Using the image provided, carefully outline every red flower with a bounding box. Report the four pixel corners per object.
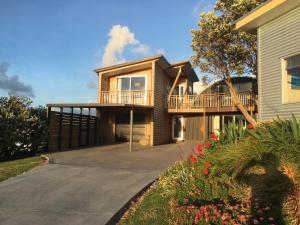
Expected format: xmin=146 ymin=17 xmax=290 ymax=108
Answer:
xmin=248 ymin=123 xmax=254 ymax=129
xmin=210 ymin=133 xmax=219 ymax=140
xmin=205 ymin=142 xmax=212 ymax=148
xmin=190 ymin=154 xmax=197 ymax=166
xmin=205 ymin=161 xmax=211 ymax=168
xmin=197 ymin=144 xmax=204 ymax=152
xmin=203 ymin=168 xmax=209 ymax=175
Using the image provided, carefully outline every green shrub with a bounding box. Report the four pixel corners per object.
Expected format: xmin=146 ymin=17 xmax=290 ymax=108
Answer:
xmin=0 ymin=96 xmax=47 ymax=161
xmin=219 ymin=121 xmax=249 ymax=145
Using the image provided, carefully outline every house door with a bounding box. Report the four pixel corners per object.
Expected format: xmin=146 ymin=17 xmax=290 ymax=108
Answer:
xmin=172 ymin=116 xmax=184 ymax=140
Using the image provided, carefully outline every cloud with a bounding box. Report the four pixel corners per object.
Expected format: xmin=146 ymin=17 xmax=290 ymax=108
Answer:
xmin=193 ymin=0 xmax=215 ymax=16
xmin=101 ymin=25 xmax=165 ymax=67
xmin=87 ymin=81 xmax=97 ymax=89
xmin=131 ymin=44 xmax=150 ymax=55
xmin=0 ymin=62 xmax=35 ymax=97
xmin=101 ymin=25 xmax=138 ymax=67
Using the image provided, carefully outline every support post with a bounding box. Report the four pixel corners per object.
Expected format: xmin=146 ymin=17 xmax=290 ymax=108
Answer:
xmin=94 ymin=109 xmax=98 ymax=145
xmin=58 ymin=107 xmax=63 ymax=150
xmin=46 ymin=106 xmax=51 ymax=151
xmin=86 ymin=108 xmax=91 ymax=146
xmin=78 ymin=107 xmax=83 ymax=146
xmin=129 ymin=108 xmax=133 ymax=152
xmin=168 ymin=67 xmax=182 ymax=102
xmin=69 ymin=107 xmax=73 ymax=149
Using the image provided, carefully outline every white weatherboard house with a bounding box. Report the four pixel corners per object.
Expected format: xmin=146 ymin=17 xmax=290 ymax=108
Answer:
xmin=236 ymin=0 xmax=300 ymax=121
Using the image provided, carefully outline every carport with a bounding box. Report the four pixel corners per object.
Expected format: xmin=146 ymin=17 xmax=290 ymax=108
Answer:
xmin=46 ymin=103 xmax=153 ymax=152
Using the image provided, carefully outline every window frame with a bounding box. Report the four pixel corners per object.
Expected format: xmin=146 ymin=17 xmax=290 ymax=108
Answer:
xmin=281 ymin=53 xmax=300 ymax=104
xmin=116 ymin=75 xmax=147 ymax=92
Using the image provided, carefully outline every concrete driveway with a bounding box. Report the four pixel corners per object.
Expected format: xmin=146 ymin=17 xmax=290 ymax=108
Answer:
xmin=0 ymin=142 xmax=193 ymax=225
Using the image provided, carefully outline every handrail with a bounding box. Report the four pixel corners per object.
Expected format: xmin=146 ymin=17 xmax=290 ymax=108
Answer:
xmin=167 ymin=92 xmax=257 ymax=111
xmin=99 ymin=90 xmax=152 ymax=106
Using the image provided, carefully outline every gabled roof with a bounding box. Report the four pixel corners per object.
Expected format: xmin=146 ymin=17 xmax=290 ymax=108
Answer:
xmin=94 ymin=54 xmax=164 ymax=73
xmin=235 ymin=0 xmax=300 ymax=33
xmin=94 ymin=55 xmax=199 ymax=82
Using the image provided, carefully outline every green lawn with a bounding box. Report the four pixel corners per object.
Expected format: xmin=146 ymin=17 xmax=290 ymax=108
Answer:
xmin=118 ymin=185 xmax=170 ymax=225
xmin=0 ymin=157 xmax=43 ymax=182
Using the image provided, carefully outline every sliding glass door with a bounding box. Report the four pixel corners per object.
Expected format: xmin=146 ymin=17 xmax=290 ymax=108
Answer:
xmin=117 ymin=76 xmax=146 ymax=104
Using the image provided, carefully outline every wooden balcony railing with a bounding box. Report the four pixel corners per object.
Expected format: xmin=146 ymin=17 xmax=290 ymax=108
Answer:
xmin=167 ymin=92 xmax=257 ymax=113
xmin=99 ymin=90 xmax=152 ymax=106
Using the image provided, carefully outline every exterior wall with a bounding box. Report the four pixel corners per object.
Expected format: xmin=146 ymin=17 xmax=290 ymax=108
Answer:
xmin=258 ymin=6 xmax=300 ymax=121
xmin=152 ymin=61 xmax=172 ymax=145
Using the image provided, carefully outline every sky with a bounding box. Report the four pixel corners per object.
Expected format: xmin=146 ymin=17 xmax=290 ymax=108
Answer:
xmin=0 ymin=0 xmax=215 ymax=106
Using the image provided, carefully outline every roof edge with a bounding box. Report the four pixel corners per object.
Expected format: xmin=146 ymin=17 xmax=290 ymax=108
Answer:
xmin=94 ymin=54 xmax=164 ymax=73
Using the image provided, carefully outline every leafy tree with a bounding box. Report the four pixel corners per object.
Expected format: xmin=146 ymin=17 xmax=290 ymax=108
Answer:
xmin=0 ymin=96 xmax=47 ymax=161
xmin=191 ymin=0 xmax=267 ymax=125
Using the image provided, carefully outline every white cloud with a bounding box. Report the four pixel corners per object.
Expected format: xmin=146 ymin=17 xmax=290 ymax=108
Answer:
xmin=101 ymin=25 xmax=165 ymax=67
xmin=131 ymin=44 xmax=150 ymax=55
xmin=101 ymin=25 xmax=138 ymax=67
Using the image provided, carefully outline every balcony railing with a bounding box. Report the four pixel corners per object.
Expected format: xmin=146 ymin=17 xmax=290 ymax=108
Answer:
xmin=99 ymin=90 xmax=152 ymax=106
xmin=167 ymin=92 xmax=257 ymax=113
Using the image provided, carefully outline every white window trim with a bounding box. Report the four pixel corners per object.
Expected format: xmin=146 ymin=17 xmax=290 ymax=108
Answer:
xmin=116 ymin=75 xmax=147 ymax=91
xmin=281 ymin=53 xmax=300 ymax=105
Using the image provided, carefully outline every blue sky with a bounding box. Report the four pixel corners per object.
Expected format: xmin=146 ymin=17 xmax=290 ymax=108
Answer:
xmin=0 ymin=0 xmax=215 ymax=106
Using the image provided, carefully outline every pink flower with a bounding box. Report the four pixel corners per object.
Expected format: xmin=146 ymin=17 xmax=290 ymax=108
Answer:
xmin=268 ymin=217 xmax=274 ymax=221
xmin=253 ymin=219 xmax=260 ymax=224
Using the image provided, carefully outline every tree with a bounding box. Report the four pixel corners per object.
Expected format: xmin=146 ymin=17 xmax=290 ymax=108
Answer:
xmin=0 ymin=96 xmax=47 ymax=161
xmin=191 ymin=0 xmax=267 ymax=125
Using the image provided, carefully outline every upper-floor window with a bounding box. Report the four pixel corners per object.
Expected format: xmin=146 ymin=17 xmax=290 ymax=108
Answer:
xmin=117 ymin=75 xmax=146 ymax=91
xmin=283 ymin=54 xmax=300 ymax=103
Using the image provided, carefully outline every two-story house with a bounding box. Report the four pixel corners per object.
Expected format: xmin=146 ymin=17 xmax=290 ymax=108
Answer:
xmin=47 ymin=55 xmax=257 ymax=151
xmin=236 ymin=0 xmax=300 ymax=121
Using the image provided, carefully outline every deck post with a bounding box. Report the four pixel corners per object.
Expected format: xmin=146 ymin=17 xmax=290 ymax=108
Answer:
xmin=94 ymin=108 xmax=98 ymax=145
xmin=69 ymin=107 xmax=73 ymax=149
xmin=78 ymin=107 xmax=83 ymax=146
xmin=58 ymin=107 xmax=63 ymax=150
xmin=86 ymin=108 xmax=91 ymax=146
xmin=46 ymin=106 xmax=51 ymax=151
xmin=129 ymin=108 xmax=133 ymax=152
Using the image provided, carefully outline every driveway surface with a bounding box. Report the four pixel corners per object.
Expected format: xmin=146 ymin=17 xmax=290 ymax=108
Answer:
xmin=0 ymin=142 xmax=193 ymax=225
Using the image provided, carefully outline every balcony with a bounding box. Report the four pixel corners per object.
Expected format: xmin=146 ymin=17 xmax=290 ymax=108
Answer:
xmin=99 ymin=90 xmax=152 ymax=106
xmin=167 ymin=92 xmax=257 ymax=113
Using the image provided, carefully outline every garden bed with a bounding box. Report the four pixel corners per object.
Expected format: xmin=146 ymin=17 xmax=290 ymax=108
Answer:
xmin=119 ymin=117 xmax=300 ymax=225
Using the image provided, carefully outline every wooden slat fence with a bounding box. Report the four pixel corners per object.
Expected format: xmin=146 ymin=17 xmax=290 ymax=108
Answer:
xmin=48 ymin=111 xmax=99 ymax=151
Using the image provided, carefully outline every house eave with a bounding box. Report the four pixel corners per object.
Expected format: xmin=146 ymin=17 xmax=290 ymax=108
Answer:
xmin=235 ymin=0 xmax=300 ymax=33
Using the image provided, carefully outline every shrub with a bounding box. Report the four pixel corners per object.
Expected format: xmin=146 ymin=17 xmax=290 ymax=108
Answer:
xmin=0 ymin=96 xmax=47 ymax=161
xmin=219 ymin=121 xmax=249 ymax=145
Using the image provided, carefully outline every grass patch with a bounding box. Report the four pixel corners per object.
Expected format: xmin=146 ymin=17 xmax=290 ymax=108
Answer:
xmin=118 ymin=185 xmax=170 ymax=225
xmin=0 ymin=156 xmax=43 ymax=182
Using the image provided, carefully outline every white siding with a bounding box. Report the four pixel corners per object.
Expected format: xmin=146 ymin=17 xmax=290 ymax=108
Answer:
xmin=258 ymin=6 xmax=300 ymax=121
